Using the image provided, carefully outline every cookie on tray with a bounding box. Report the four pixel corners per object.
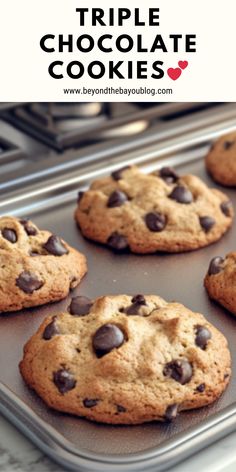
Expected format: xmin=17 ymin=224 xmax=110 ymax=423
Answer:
xmin=20 ymin=294 xmax=231 ymax=424
xmin=205 ymin=252 xmax=236 ymax=315
xmin=0 ymin=216 xmax=87 ymax=312
xmin=75 ymin=165 xmax=233 ymax=254
xmin=206 ymin=131 xmax=236 ymax=186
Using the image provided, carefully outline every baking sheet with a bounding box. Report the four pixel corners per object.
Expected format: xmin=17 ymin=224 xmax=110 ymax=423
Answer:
xmin=0 ymin=150 xmax=236 ymax=469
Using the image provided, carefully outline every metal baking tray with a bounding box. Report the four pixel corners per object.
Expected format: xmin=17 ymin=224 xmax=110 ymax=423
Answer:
xmin=0 ymin=123 xmax=236 ymax=472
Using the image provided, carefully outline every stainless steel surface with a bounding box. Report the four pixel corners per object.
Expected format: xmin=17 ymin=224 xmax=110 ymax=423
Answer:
xmin=2 ymin=108 xmax=236 ymax=216
xmin=2 ymin=102 xmax=211 ymax=150
xmin=1 ymin=102 xmax=236 ymax=195
xmin=0 ymin=131 xmax=236 ymax=470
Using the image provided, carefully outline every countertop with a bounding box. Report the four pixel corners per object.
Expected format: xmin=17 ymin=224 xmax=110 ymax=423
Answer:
xmin=0 ymin=414 xmax=235 ymax=472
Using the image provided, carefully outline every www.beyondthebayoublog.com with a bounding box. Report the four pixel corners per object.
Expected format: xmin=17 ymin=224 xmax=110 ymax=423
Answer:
xmin=63 ymin=86 xmax=173 ymax=97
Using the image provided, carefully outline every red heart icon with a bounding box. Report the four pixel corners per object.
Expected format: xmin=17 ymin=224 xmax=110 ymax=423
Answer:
xmin=178 ymin=60 xmax=188 ymax=70
xmin=167 ymin=67 xmax=182 ymax=81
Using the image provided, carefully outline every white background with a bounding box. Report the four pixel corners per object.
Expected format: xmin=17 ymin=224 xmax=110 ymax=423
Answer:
xmin=0 ymin=0 xmax=235 ymax=101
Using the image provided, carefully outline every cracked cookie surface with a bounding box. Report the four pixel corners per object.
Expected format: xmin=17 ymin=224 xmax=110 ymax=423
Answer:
xmin=205 ymin=252 xmax=236 ymax=315
xmin=206 ymin=132 xmax=236 ymax=186
xmin=20 ymin=294 xmax=231 ymax=424
xmin=0 ymin=216 xmax=87 ymax=312
xmin=75 ymin=166 xmax=233 ymax=253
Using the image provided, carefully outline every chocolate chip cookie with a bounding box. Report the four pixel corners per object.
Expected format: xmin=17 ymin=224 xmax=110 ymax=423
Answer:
xmin=206 ymin=132 xmax=236 ymax=186
xmin=20 ymin=294 xmax=231 ymax=424
xmin=205 ymin=252 xmax=236 ymax=315
xmin=75 ymin=166 xmax=233 ymax=253
xmin=0 ymin=216 xmax=87 ymax=312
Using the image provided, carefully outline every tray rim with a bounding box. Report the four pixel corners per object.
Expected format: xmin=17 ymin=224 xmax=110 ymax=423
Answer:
xmin=1 ymin=132 xmax=236 ymax=471
xmin=0 ymin=382 xmax=236 ymax=472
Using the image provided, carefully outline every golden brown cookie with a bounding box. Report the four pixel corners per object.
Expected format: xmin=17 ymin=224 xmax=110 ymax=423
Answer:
xmin=205 ymin=252 xmax=236 ymax=315
xmin=20 ymin=294 xmax=231 ymax=424
xmin=206 ymin=132 xmax=236 ymax=186
xmin=0 ymin=216 xmax=87 ymax=312
xmin=75 ymin=166 xmax=233 ymax=254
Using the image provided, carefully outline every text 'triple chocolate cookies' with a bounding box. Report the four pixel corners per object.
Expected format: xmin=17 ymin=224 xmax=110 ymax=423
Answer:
xmin=20 ymin=294 xmax=231 ymax=424
xmin=75 ymin=165 xmax=233 ymax=254
xmin=206 ymin=131 xmax=236 ymax=186
xmin=0 ymin=216 xmax=87 ymax=312
xmin=205 ymin=252 xmax=236 ymax=315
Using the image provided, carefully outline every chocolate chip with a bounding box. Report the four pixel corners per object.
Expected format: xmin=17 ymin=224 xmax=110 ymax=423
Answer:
xmin=43 ymin=317 xmax=59 ymax=340
xmin=224 ymin=373 xmax=230 ymax=380
xmin=131 ymin=294 xmax=146 ymax=304
xmin=116 ymin=404 xmax=126 ymax=413
xmin=145 ymin=212 xmax=166 ymax=232
xmin=107 ymin=190 xmax=128 ymax=208
xmin=16 ymin=271 xmax=43 ymax=294
xmin=123 ymin=305 xmax=140 ymax=315
xmin=107 ymin=232 xmax=129 ymax=251
xmin=159 ymin=167 xmax=179 ymax=184
xmin=195 ymin=326 xmax=212 ymax=350
xmin=53 ymin=369 xmax=76 ymax=394
xmin=169 ymin=186 xmax=193 ymax=204
xmin=111 ymin=166 xmax=130 ymax=181
xmin=164 ymin=404 xmax=178 ymax=422
xmin=77 ymin=191 xmax=84 ymax=203
xmin=43 ymin=235 xmax=69 ymax=256
xmin=69 ymin=296 xmax=93 ymax=316
xmin=196 ymin=383 xmax=205 ymax=393
xmin=83 ymin=398 xmax=99 ymax=408
xmin=2 ymin=228 xmax=17 ymax=243
xmin=123 ymin=294 xmax=146 ymax=315
xmin=163 ymin=359 xmax=193 ymax=385
xmin=208 ymin=256 xmax=224 ymax=275
xmin=199 ymin=216 xmax=215 ymax=233
xmin=220 ymin=201 xmax=232 ymax=217
xmin=224 ymin=141 xmax=234 ymax=150
xmin=93 ymin=323 xmax=125 ymax=358
xmin=29 ymin=251 xmax=40 ymax=257
xmin=20 ymin=220 xmax=37 ymax=236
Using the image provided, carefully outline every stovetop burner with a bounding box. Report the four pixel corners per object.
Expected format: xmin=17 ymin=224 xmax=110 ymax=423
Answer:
xmin=0 ymin=101 xmax=231 ymax=197
xmin=3 ymin=102 xmax=158 ymax=151
xmin=10 ymin=102 xmax=109 ymax=140
xmin=23 ymin=102 xmax=107 ymax=129
xmin=44 ymin=102 xmax=105 ymax=119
